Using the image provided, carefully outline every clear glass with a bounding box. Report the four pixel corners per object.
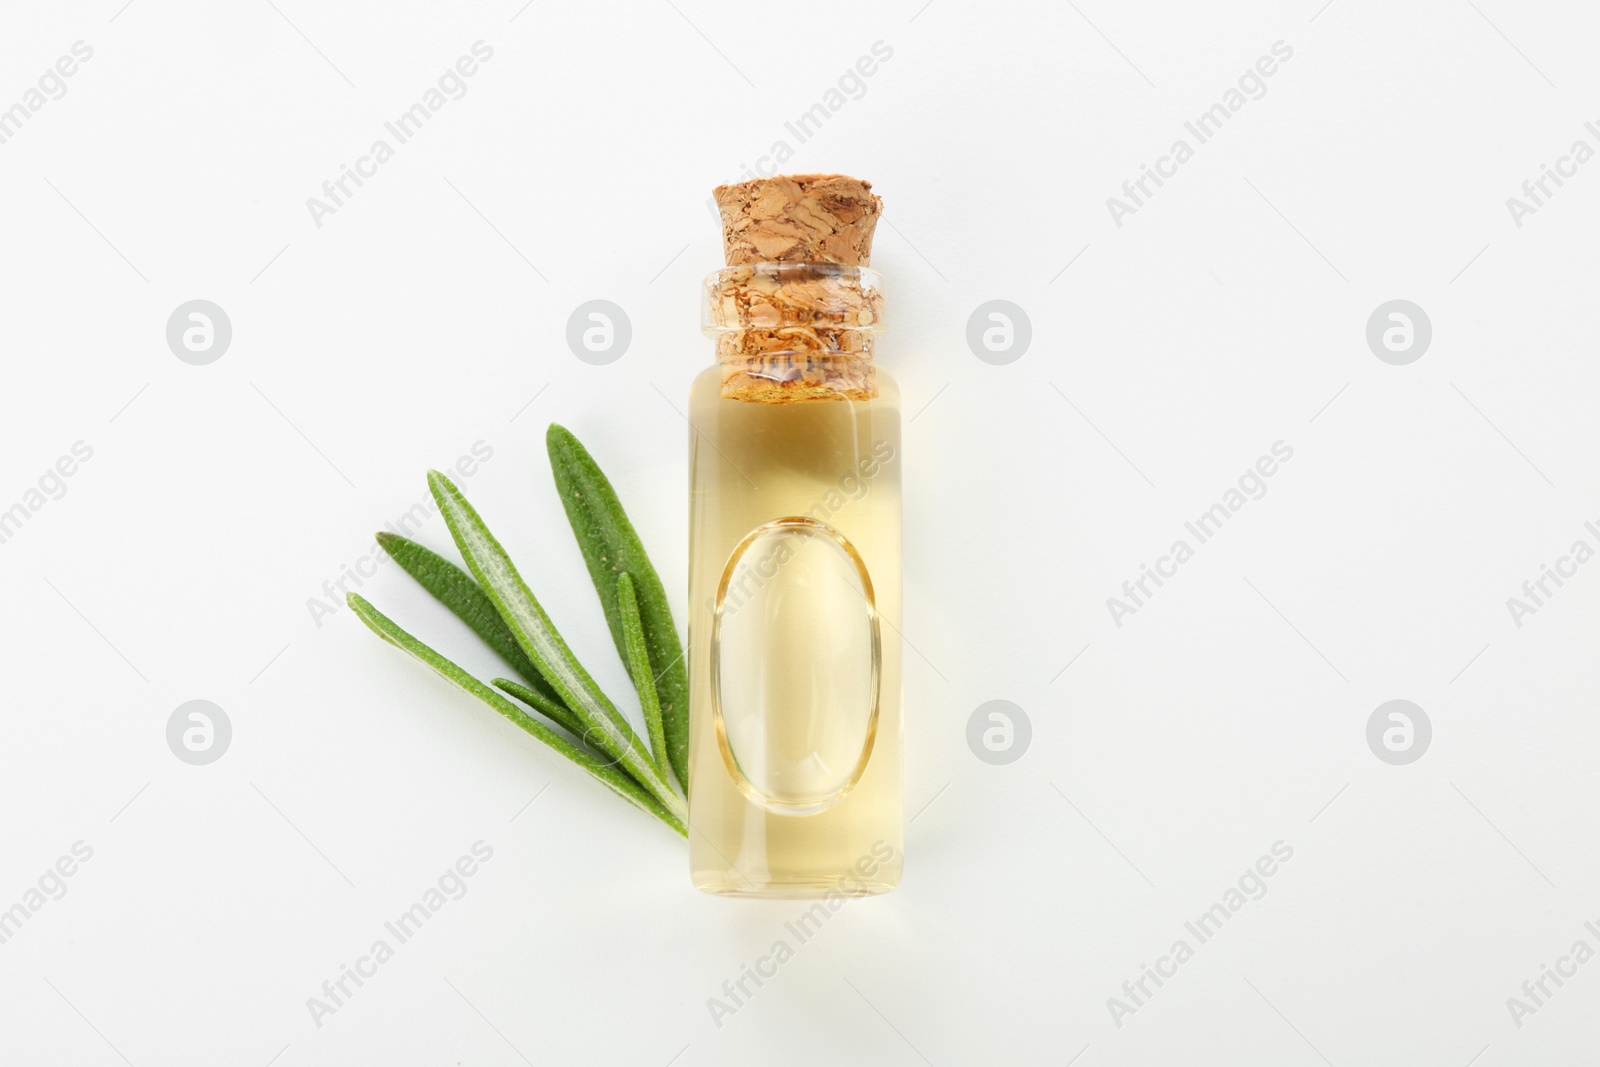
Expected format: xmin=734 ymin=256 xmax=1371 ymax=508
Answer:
xmin=687 ymin=268 xmax=903 ymax=897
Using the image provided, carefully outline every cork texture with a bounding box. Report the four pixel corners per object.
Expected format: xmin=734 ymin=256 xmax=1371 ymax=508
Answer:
xmin=713 ymin=173 xmax=883 ymax=267
xmin=711 ymin=174 xmax=883 ymax=403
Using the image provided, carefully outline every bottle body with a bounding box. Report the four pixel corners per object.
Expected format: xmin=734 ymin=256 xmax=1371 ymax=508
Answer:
xmin=687 ymin=356 xmax=903 ymax=897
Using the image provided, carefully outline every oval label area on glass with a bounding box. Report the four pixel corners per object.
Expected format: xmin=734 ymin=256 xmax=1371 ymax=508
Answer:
xmin=711 ymin=517 xmax=881 ymax=816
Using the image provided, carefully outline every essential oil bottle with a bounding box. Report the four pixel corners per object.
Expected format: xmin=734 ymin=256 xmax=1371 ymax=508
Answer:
xmin=687 ymin=174 xmax=903 ymax=897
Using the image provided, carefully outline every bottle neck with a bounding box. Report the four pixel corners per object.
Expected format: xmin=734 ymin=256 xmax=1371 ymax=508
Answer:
xmin=702 ymin=263 xmax=885 ymax=403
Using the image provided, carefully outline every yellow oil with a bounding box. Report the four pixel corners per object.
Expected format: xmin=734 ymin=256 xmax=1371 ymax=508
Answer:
xmin=687 ymin=361 xmax=903 ymax=896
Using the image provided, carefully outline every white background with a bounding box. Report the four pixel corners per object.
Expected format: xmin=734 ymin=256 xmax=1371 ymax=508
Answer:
xmin=1 ymin=0 xmax=1597 ymax=1063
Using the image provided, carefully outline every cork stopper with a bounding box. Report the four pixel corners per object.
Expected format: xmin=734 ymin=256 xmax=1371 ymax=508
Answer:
xmin=709 ymin=174 xmax=885 ymax=404
xmin=714 ymin=174 xmax=883 ymax=267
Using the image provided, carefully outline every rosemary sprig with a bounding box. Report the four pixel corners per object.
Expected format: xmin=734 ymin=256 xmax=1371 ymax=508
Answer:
xmin=427 ymin=470 xmax=684 ymax=822
xmin=350 ymin=426 xmax=689 ymax=833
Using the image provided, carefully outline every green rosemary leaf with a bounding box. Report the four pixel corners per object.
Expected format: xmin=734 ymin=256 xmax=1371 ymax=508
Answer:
xmin=375 ymin=531 xmax=568 ymax=712
xmin=617 ymin=573 xmax=669 ymax=779
xmin=347 ymin=593 xmax=684 ymax=835
xmin=497 ymin=676 xmax=668 ymax=800
xmin=546 ymin=424 xmax=690 ymax=790
xmin=426 ymin=470 xmax=684 ymax=822
xmin=492 ymin=677 xmax=585 ymax=737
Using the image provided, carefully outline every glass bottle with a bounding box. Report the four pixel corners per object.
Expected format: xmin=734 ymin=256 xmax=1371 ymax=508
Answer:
xmin=687 ymin=176 xmax=903 ymax=897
